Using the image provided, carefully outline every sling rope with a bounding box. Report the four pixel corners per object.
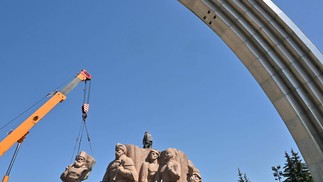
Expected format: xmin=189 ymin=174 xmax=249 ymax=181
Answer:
xmin=70 ymin=80 xmax=94 ymax=163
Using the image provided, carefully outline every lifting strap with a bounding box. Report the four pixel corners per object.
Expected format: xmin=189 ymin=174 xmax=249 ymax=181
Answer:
xmin=82 ymin=79 xmax=91 ymax=121
xmin=71 ymin=80 xmax=94 ymax=162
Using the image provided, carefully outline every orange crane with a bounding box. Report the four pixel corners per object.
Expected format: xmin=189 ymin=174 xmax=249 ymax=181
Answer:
xmin=0 ymin=69 xmax=92 ymax=182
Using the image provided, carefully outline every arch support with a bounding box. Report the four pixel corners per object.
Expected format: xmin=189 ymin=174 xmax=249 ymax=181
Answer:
xmin=178 ymin=0 xmax=323 ymax=180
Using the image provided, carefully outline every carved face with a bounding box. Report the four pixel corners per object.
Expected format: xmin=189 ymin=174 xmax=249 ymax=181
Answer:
xmin=115 ymin=148 xmax=124 ymax=158
xmin=189 ymin=174 xmax=202 ymax=182
xmin=150 ymin=151 xmax=159 ymax=160
xmin=74 ymin=156 xmax=86 ymax=168
xmin=164 ymin=149 xmax=174 ymax=161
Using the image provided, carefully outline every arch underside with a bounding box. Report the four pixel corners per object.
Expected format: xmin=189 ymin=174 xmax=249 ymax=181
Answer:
xmin=178 ymin=0 xmax=323 ymax=181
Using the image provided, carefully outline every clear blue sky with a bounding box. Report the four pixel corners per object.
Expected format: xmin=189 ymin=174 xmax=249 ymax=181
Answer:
xmin=0 ymin=0 xmax=322 ymax=181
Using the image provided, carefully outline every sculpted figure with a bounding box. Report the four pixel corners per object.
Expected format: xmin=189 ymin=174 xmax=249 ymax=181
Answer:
xmin=158 ymin=148 xmax=181 ymax=182
xmin=139 ymin=149 xmax=160 ymax=182
xmin=102 ymin=143 xmax=139 ymax=182
xmin=188 ymin=171 xmax=202 ymax=182
xmin=60 ymin=151 xmax=95 ymax=182
xmin=142 ymin=131 xmax=153 ymax=148
xmin=187 ymin=160 xmax=201 ymax=182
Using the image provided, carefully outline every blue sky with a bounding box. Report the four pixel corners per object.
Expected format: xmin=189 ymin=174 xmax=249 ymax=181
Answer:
xmin=0 ymin=0 xmax=322 ymax=181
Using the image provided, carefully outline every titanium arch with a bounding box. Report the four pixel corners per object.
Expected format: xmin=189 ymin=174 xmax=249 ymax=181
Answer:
xmin=178 ymin=0 xmax=323 ymax=181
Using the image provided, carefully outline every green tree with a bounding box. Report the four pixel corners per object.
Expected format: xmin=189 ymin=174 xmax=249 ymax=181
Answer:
xmin=282 ymin=149 xmax=313 ymax=182
xmin=237 ymin=168 xmax=251 ymax=182
xmin=272 ymin=165 xmax=283 ymax=182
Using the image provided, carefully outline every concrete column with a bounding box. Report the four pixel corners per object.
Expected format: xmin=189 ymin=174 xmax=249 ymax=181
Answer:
xmin=178 ymin=0 xmax=323 ymax=181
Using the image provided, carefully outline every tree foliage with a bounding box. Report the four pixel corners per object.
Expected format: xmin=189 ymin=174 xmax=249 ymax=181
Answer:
xmin=237 ymin=168 xmax=251 ymax=182
xmin=281 ymin=149 xmax=313 ymax=182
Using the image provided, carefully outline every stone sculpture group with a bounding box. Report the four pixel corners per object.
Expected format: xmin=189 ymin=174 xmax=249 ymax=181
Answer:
xmin=102 ymin=143 xmax=202 ymax=182
xmin=60 ymin=133 xmax=201 ymax=182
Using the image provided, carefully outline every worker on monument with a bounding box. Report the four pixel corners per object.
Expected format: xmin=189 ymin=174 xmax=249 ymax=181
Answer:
xmin=102 ymin=143 xmax=138 ymax=182
xmin=158 ymin=148 xmax=181 ymax=182
xmin=139 ymin=149 xmax=160 ymax=182
xmin=60 ymin=151 xmax=95 ymax=182
xmin=142 ymin=131 xmax=153 ymax=148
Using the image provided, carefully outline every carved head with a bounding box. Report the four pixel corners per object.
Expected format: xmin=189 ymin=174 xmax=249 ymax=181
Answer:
xmin=164 ymin=148 xmax=175 ymax=161
xmin=149 ymin=149 xmax=160 ymax=161
xmin=189 ymin=172 xmax=202 ymax=182
xmin=115 ymin=143 xmax=127 ymax=158
xmin=74 ymin=151 xmax=88 ymax=168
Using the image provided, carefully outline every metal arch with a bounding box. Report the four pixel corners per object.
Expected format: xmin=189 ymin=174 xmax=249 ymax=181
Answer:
xmin=178 ymin=0 xmax=323 ymax=181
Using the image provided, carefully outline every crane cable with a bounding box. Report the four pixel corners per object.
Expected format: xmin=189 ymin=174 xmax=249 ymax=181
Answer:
xmin=0 ymin=96 xmax=47 ymax=131
xmin=0 ymin=77 xmax=73 ymax=180
xmin=70 ymin=80 xmax=94 ymax=162
xmin=0 ymin=79 xmax=70 ymax=132
xmin=0 ymin=76 xmax=73 ymax=132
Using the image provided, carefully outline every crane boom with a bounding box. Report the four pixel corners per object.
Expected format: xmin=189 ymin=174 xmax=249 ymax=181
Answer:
xmin=0 ymin=70 xmax=92 ymax=157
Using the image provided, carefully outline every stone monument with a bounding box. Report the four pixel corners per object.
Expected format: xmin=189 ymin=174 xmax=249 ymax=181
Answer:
xmin=139 ymin=149 xmax=160 ymax=182
xmin=102 ymin=143 xmax=202 ymax=182
xmin=60 ymin=151 xmax=96 ymax=182
xmin=102 ymin=143 xmax=139 ymax=182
